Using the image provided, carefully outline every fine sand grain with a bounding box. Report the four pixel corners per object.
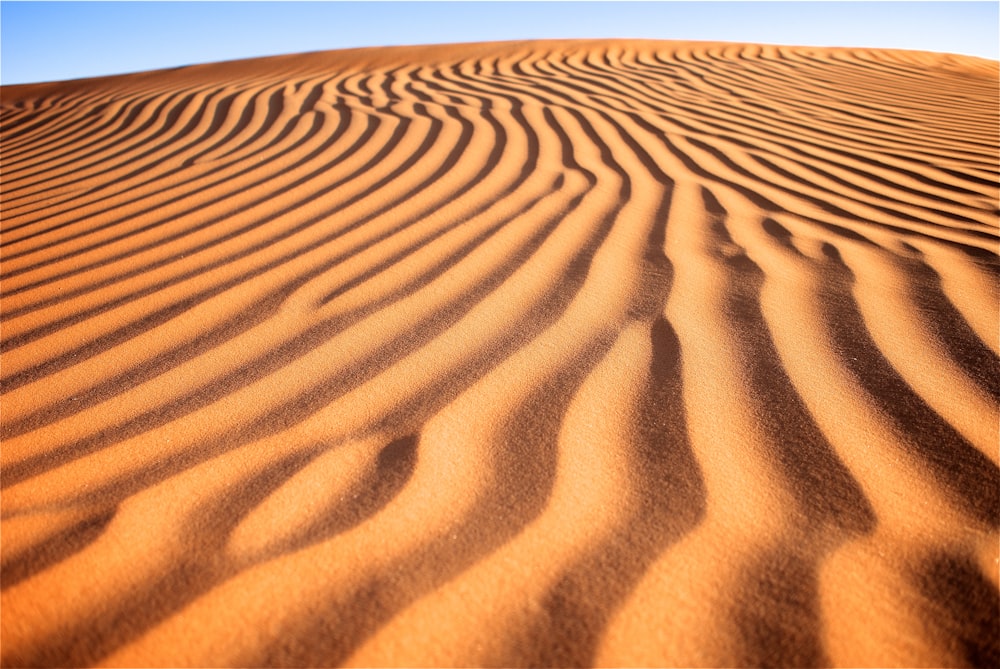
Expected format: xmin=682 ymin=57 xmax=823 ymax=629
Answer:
xmin=1 ymin=39 xmax=998 ymax=667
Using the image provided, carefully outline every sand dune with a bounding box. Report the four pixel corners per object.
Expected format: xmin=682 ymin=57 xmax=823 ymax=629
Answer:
xmin=1 ymin=39 xmax=998 ymax=667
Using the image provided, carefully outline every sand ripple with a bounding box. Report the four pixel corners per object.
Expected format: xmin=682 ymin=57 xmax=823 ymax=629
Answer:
xmin=1 ymin=40 xmax=998 ymax=667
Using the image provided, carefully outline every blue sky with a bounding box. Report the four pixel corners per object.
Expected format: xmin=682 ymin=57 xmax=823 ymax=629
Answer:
xmin=2 ymin=1 xmax=997 ymax=85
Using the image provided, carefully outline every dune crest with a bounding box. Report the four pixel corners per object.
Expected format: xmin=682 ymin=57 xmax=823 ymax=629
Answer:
xmin=1 ymin=39 xmax=998 ymax=667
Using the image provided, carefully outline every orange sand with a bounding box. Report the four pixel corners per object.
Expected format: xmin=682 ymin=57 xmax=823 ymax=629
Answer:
xmin=1 ymin=39 xmax=998 ymax=667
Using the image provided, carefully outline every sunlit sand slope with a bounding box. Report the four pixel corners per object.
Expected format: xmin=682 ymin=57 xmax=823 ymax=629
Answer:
xmin=1 ymin=39 xmax=998 ymax=667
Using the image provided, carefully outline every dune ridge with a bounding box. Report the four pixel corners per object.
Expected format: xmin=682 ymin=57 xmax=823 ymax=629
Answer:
xmin=1 ymin=39 xmax=998 ymax=667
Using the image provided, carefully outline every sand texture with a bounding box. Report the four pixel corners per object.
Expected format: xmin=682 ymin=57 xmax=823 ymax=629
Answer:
xmin=1 ymin=39 xmax=998 ymax=667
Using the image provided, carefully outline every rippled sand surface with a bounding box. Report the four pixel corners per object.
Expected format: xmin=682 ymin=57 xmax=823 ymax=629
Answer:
xmin=1 ymin=40 xmax=998 ymax=667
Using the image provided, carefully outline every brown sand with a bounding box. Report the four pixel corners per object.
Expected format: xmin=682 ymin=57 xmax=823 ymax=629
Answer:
xmin=1 ymin=39 xmax=998 ymax=667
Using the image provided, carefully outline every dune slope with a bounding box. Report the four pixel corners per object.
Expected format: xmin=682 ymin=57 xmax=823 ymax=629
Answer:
xmin=1 ymin=39 xmax=998 ymax=667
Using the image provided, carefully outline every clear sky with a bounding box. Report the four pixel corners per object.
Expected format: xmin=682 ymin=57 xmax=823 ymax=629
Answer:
xmin=2 ymin=1 xmax=997 ymax=85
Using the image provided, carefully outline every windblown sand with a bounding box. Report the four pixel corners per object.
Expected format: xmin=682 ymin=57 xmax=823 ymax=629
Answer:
xmin=1 ymin=39 xmax=998 ymax=667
